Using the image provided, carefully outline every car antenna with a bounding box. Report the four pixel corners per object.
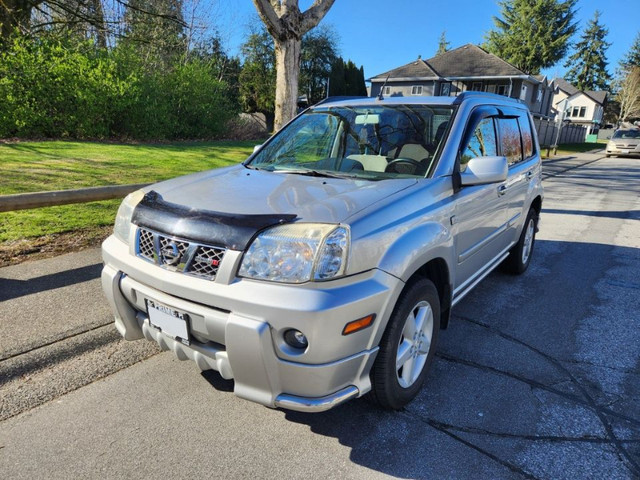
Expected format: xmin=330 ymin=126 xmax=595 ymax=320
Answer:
xmin=377 ymin=75 xmax=390 ymax=101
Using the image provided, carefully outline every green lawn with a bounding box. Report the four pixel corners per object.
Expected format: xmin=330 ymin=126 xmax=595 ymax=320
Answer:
xmin=0 ymin=140 xmax=261 ymax=242
xmin=543 ymin=140 xmax=607 ymax=158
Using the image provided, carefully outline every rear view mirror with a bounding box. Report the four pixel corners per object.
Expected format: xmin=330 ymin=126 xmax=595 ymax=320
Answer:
xmin=460 ymin=156 xmax=508 ymax=186
xmin=355 ymin=114 xmax=380 ymax=125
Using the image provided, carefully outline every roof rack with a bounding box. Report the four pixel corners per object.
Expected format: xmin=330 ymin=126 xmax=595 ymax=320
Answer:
xmin=452 ymin=91 xmax=524 ymax=105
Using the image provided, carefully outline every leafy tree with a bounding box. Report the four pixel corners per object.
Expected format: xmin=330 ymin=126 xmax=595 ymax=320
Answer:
xmin=300 ymin=24 xmax=338 ymax=104
xmin=564 ymin=11 xmax=612 ymax=91
xmin=484 ymin=0 xmax=578 ymax=74
xmin=251 ymin=0 xmax=336 ymax=131
xmin=436 ymin=30 xmax=450 ymax=55
xmin=122 ymin=0 xmax=187 ymax=70
xmin=620 ymin=32 xmax=640 ymax=73
xmin=239 ymin=25 xmax=276 ymax=131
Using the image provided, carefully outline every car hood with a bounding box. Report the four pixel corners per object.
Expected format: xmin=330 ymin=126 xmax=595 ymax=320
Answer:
xmin=144 ymin=165 xmax=417 ymax=224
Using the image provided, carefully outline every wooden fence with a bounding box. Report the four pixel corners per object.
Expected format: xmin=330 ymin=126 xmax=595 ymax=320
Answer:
xmin=533 ymin=118 xmax=588 ymax=146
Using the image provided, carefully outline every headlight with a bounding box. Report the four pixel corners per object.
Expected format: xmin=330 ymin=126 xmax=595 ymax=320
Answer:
xmin=113 ymin=190 xmax=145 ymax=244
xmin=238 ymin=223 xmax=349 ymax=283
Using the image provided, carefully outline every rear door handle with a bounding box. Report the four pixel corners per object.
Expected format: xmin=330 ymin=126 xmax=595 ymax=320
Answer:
xmin=498 ymin=185 xmax=507 ymax=196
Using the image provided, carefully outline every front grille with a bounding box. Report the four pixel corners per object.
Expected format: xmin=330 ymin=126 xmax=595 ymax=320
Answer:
xmin=135 ymin=227 xmax=226 ymax=280
xmin=138 ymin=229 xmax=155 ymax=260
xmin=190 ymin=246 xmax=226 ymax=278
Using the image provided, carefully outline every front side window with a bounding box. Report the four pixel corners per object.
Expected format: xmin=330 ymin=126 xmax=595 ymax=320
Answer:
xmin=249 ymin=105 xmax=455 ymax=179
xmin=498 ymin=118 xmax=523 ymax=165
xmin=460 ymin=118 xmax=498 ymax=171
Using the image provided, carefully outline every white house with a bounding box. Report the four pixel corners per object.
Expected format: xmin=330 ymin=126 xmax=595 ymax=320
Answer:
xmin=551 ymin=78 xmax=608 ymax=134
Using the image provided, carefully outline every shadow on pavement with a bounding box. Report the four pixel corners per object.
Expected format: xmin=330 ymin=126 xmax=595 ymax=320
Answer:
xmin=0 ymin=263 xmax=102 ymax=302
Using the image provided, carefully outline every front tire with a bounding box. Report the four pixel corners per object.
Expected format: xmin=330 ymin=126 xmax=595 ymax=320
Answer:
xmin=369 ymin=278 xmax=440 ymax=410
xmin=502 ymin=208 xmax=538 ymax=275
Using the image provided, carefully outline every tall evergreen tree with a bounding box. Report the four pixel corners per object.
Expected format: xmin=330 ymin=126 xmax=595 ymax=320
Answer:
xmin=436 ymin=31 xmax=450 ymax=55
xmin=620 ymin=32 xmax=640 ymax=73
xmin=484 ymin=0 xmax=578 ymax=74
xmin=564 ymin=11 xmax=612 ymax=91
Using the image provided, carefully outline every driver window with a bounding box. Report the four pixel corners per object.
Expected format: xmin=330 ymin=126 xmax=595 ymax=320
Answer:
xmin=460 ymin=118 xmax=497 ymax=172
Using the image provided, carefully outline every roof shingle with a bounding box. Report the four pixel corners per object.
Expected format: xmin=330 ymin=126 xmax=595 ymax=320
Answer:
xmin=426 ymin=44 xmax=524 ymax=77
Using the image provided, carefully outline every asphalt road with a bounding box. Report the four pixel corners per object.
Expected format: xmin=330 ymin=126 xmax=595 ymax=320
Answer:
xmin=1 ymin=151 xmax=639 ymax=479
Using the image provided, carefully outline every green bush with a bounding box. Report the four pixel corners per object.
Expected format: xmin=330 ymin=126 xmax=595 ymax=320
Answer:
xmin=0 ymin=34 xmax=238 ymax=140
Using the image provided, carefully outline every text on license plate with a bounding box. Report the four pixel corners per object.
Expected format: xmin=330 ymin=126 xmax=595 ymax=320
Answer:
xmin=146 ymin=299 xmax=190 ymax=345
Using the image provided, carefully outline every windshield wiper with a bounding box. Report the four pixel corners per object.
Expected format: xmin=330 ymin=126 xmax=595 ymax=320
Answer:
xmin=272 ymin=169 xmax=356 ymax=179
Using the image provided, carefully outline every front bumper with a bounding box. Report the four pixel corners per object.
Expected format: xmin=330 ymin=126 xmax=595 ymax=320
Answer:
xmin=101 ymin=235 xmax=404 ymax=412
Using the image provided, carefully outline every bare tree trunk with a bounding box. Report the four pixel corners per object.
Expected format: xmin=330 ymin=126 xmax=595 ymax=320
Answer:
xmin=274 ymin=37 xmax=301 ymax=131
xmin=252 ymin=0 xmax=336 ymax=131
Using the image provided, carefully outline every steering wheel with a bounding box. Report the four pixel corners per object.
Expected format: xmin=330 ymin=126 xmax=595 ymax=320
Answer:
xmin=385 ymin=158 xmax=423 ymax=174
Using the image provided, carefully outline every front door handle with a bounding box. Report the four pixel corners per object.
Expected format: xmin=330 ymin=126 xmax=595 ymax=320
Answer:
xmin=526 ymin=170 xmax=534 ymax=180
xmin=498 ymin=185 xmax=507 ymax=196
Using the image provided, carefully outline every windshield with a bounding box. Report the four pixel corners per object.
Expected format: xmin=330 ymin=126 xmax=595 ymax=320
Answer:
xmin=612 ymin=129 xmax=640 ymax=139
xmin=248 ymin=105 xmax=455 ymax=180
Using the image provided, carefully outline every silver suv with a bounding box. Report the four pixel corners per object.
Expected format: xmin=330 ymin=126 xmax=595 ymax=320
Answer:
xmin=102 ymin=92 xmax=543 ymax=412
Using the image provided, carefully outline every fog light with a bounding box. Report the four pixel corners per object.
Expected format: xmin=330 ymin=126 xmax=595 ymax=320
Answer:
xmin=284 ymin=329 xmax=308 ymax=349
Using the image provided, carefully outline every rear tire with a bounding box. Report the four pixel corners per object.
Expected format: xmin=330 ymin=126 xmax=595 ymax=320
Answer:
xmin=369 ymin=278 xmax=440 ymax=410
xmin=502 ymin=208 xmax=538 ymax=275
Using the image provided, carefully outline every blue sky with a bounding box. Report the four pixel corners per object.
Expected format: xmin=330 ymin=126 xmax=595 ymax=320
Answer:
xmin=221 ymin=0 xmax=640 ymax=83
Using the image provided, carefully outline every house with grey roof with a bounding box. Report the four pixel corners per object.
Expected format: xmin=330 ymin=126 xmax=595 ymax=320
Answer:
xmin=369 ymin=44 xmax=556 ymax=118
xmin=551 ymin=78 xmax=608 ymax=134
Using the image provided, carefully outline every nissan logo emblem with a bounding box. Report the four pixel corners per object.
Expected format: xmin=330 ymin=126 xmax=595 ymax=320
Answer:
xmin=161 ymin=242 xmax=181 ymax=266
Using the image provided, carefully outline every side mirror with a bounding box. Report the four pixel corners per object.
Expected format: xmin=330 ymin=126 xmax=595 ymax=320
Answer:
xmin=253 ymin=144 xmax=263 ymax=153
xmin=460 ymin=156 xmax=508 ymax=186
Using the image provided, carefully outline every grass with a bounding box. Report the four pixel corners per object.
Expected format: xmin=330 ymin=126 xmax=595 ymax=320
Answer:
xmin=542 ymin=140 xmax=607 ymax=158
xmin=0 ymin=140 xmax=261 ymax=243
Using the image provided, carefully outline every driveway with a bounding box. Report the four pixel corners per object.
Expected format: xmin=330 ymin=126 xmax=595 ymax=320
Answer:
xmin=1 ymin=152 xmax=638 ymax=479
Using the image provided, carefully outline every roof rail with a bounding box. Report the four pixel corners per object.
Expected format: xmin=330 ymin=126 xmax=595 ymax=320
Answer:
xmin=314 ymin=96 xmax=368 ymax=106
xmin=452 ymin=91 xmax=524 ymax=105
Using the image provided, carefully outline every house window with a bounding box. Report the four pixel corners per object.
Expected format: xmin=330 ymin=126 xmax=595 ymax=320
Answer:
xmin=496 ymin=85 xmax=508 ymax=96
xmin=579 ymin=107 xmax=586 ymax=118
xmin=384 ymin=86 xmax=391 ymax=95
xmin=572 ymin=106 xmax=580 ymax=117
xmin=536 ymin=89 xmax=543 ymax=103
xmin=471 ymin=82 xmax=483 ymax=92
xmin=411 ymin=85 xmax=423 ymax=95
xmin=486 ymin=85 xmax=496 ymax=94
xmin=520 ymin=85 xmax=528 ymax=100
xmin=440 ymin=82 xmax=451 ymax=96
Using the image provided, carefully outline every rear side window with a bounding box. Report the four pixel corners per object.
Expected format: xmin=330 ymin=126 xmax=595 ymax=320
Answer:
xmin=498 ymin=118 xmax=522 ymax=165
xmin=519 ymin=114 xmax=534 ymax=159
xmin=460 ymin=118 xmax=498 ymax=171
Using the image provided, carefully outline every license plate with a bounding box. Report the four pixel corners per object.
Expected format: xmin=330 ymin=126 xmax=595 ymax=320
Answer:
xmin=146 ymin=299 xmax=190 ymax=345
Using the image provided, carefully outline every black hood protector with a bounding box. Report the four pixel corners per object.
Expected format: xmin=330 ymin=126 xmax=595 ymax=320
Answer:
xmin=132 ymin=191 xmax=297 ymax=250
